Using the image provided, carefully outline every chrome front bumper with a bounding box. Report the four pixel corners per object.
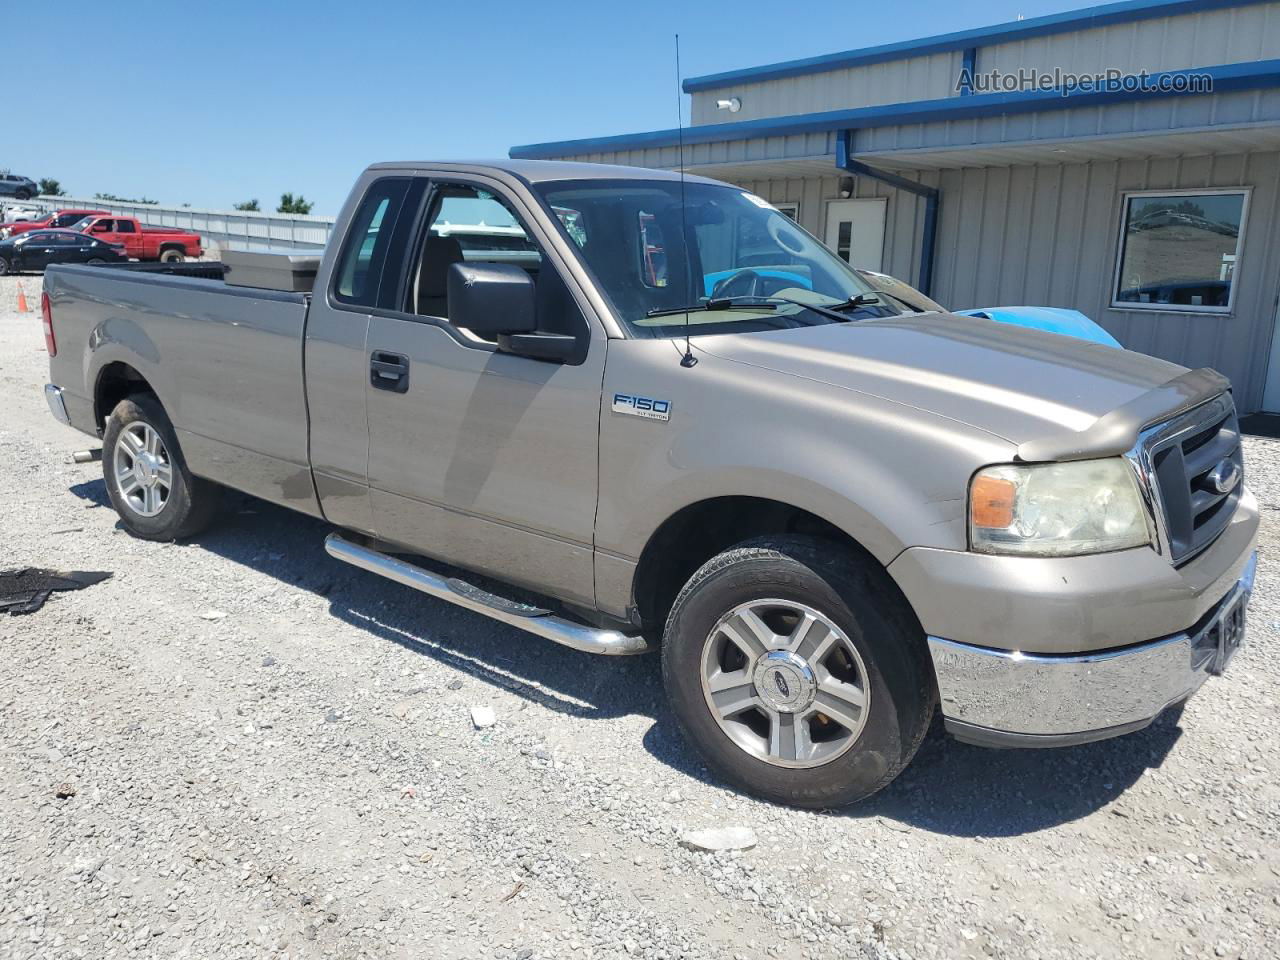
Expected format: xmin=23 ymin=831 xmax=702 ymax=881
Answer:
xmin=44 ymin=384 xmax=70 ymax=425
xmin=929 ymin=551 xmax=1257 ymax=748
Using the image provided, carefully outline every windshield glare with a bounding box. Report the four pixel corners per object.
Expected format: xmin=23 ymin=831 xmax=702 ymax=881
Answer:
xmin=534 ymin=180 xmax=911 ymax=338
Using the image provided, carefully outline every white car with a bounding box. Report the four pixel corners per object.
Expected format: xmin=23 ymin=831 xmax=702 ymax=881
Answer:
xmin=0 ymin=205 xmax=43 ymax=223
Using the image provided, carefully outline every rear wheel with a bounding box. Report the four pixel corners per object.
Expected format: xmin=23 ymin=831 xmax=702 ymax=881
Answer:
xmin=14 ymin=188 xmax=31 ymax=200
xmin=103 ymin=394 xmax=219 ymax=540
xmin=0 ymin=257 xmax=9 ymax=276
xmin=661 ymin=535 xmax=935 ymax=808
xmin=87 ymin=258 xmax=105 ymax=266
xmin=159 ymin=248 xmax=185 ymax=263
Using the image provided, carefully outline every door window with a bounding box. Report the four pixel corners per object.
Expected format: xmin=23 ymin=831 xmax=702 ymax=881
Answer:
xmin=333 ymin=179 xmax=413 ymax=308
xmin=407 ymin=182 xmax=586 ymax=346
xmin=115 ymin=220 xmax=136 ymax=233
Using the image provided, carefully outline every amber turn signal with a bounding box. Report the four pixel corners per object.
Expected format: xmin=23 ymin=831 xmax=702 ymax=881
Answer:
xmin=970 ymin=473 xmax=1016 ymax=528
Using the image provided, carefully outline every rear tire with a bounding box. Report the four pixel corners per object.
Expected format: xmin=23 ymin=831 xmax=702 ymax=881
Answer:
xmin=14 ymin=188 xmax=31 ymax=200
xmin=159 ymin=248 xmax=184 ymax=263
xmin=103 ymin=393 xmax=219 ymax=541
xmin=0 ymin=257 xmax=9 ymax=276
xmin=661 ymin=535 xmax=935 ymax=808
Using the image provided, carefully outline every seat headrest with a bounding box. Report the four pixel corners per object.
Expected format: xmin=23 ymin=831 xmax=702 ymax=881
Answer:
xmin=418 ymin=235 xmax=464 ymax=296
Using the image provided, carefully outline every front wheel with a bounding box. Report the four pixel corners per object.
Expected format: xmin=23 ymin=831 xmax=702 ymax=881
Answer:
xmin=103 ymin=394 xmax=220 ymax=540
xmin=0 ymin=257 xmax=9 ymax=276
xmin=661 ymin=535 xmax=935 ymax=808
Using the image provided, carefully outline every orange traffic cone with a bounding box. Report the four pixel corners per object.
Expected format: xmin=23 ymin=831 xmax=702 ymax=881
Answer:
xmin=15 ymin=282 xmax=30 ymax=313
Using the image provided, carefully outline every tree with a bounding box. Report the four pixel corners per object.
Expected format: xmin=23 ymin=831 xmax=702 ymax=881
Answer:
xmin=39 ymin=178 xmax=64 ymax=196
xmin=277 ymin=193 xmax=313 ymax=215
xmin=233 ymin=199 xmax=261 ymax=211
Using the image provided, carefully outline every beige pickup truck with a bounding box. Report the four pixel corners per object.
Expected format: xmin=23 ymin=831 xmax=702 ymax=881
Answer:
xmin=42 ymin=160 xmax=1257 ymax=807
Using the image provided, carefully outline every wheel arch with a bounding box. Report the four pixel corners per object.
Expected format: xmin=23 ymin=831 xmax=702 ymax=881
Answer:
xmin=631 ymin=495 xmax=896 ymax=637
xmin=94 ymin=361 xmax=158 ymax=430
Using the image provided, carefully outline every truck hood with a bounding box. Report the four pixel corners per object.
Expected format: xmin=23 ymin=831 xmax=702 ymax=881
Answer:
xmin=694 ymin=313 xmax=1206 ymax=451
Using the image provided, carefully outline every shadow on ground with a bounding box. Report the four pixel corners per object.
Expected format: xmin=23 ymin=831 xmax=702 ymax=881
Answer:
xmin=71 ymin=478 xmax=1185 ymax=837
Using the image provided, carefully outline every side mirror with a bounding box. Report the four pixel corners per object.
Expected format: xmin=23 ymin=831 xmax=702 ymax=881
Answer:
xmin=447 ymin=262 xmax=536 ymax=336
xmin=91 ymin=223 xmax=108 ymax=232
xmin=446 ymin=262 xmax=577 ymax=363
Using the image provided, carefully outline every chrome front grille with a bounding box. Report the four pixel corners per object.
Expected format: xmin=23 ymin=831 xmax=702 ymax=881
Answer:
xmin=1140 ymin=394 xmax=1243 ymax=565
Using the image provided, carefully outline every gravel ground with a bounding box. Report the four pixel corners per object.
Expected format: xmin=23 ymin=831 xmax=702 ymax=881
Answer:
xmin=1 ymin=271 xmax=1278 ymax=960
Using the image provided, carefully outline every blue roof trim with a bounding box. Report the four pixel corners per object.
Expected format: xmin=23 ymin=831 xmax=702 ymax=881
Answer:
xmin=510 ymin=59 xmax=1280 ymax=159
xmin=682 ymin=0 xmax=1271 ymax=92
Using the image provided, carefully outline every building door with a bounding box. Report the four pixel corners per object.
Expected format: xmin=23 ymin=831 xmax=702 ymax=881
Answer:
xmin=824 ymin=198 xmax=886 ymax=271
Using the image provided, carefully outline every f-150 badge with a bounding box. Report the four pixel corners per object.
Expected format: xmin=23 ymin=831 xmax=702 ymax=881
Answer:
xmin=612 ymin=393 xmax=671 ymax=422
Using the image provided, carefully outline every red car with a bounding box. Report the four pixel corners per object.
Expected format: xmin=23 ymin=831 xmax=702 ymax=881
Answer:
xmin=79 ymin=215 xmax=203 ymax=262
xmin=0 ymin=208 xmax=108 ymax=240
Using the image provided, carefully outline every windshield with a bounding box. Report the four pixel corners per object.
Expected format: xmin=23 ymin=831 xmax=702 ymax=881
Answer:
xmin=533 ymin=179 xmax=909 ymax=338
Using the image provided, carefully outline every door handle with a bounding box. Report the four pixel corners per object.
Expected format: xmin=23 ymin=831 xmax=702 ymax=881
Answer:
xmin=370 ymin=350 xmax=410 ymax=393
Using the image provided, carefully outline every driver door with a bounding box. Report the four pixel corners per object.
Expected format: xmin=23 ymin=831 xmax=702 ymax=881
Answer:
xmin=21 ymin=233 xmax=57 ymax=271
xmin=363 ymin=175 xmax=606 ymax=608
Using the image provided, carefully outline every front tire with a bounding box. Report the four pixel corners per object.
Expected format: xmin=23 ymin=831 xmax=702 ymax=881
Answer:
xmin=661 ymin=535 xmax=935 ymax=808
xmin=0 ymin=257 xmax=9 ymax=276
xmin=103 ymin=394 xmax=219 ymax=540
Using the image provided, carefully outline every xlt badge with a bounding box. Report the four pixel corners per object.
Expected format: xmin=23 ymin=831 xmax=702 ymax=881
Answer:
xmin=612 ymin=393 xmax=671 ymax=422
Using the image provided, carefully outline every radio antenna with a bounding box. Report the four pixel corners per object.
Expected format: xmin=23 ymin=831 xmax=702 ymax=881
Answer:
xmin=675 ymin=33 xmax=697 ymax=368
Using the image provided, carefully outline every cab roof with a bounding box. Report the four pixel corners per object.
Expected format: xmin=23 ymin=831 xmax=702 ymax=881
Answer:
xmin=366 ymin=159 xmax=728 ymax=187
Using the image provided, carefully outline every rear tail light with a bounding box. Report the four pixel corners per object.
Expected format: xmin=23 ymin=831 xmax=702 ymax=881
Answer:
xmin=41 ymin=292 xmax=56 ymax=357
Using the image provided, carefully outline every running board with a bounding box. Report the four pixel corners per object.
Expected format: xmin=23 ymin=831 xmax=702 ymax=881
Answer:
xmin=324 ymin=533 xmax=652 ymax=656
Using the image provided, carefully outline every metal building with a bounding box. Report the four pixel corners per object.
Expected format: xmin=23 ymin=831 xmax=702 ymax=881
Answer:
xmin=511 ymin=0 xmax=1280 ymax=412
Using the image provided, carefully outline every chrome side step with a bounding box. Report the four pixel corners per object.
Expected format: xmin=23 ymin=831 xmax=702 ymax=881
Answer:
xmin=324 ymin=533 xmax=652 ymax=656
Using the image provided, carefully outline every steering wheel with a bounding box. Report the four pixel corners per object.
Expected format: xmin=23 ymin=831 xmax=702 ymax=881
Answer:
xmin=710 ymin=268 xmax=766 ymax=300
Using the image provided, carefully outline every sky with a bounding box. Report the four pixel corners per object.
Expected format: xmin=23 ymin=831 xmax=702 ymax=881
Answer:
xmin=10 ymin=0 xmax=1095 ymax=215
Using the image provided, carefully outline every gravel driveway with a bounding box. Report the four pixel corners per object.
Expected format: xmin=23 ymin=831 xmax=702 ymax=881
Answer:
xmin=1 ymin=272 xmax=1277 ymax=960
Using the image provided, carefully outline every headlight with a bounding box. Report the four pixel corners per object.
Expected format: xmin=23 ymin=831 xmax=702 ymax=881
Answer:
xmin=969 ymin=458 xmax=1153 ymax=556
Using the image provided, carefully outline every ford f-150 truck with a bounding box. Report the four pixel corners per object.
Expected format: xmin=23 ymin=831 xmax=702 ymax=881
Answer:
xmin=41 ymin=161 xmax=1258 ymax=807
xmin=77 ymin=215 xmax=203 ymax=261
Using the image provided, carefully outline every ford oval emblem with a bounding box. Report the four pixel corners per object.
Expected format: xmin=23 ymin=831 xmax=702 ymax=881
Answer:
xmin=773 ymin=673 xmax=790 ymax=698
xmin=1205 ymin=458 xmax=1241 ymax=496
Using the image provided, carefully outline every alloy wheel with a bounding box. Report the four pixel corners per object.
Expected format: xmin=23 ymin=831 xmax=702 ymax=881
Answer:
xmin=113 ymin=421 xmax=173 ymax=518
xmin=700 ymin=598 xmax=871 ymax=768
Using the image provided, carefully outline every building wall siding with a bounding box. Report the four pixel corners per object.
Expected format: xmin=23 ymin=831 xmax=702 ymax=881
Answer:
xmin=691 ymin=51 xmax=964 ymax=125
xmin=734 ymin=151 xmax=1280 ymax=412
xmin=854 ymin=88 xmax=1280 ymax=155
xmin=979 ymin=2 xmax=1280 ymax=80
xmin=689 ymin=4 xmax=1280 ymax=129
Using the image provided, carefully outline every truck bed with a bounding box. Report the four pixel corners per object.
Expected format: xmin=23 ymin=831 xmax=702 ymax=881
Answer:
xmin=43 ymin=261 xmax=318 ymax=515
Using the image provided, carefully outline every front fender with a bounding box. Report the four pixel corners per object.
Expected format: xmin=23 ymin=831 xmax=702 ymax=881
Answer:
xmin=596 ymin=339 xmax=1015 ymax=568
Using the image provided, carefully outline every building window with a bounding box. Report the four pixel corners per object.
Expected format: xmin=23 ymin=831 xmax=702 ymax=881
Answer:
xmin=1112 ymin=189 xmax=1248 ymax=313
xmin=773 ymin=202 xmax=799 ymax=221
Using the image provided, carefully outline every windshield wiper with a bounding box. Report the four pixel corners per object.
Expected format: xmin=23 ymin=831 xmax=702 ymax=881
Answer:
xmin=829 ymin=291 xmax=927 ymax=315
xmin=645 ymin=297 xmax=778 ymax=319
